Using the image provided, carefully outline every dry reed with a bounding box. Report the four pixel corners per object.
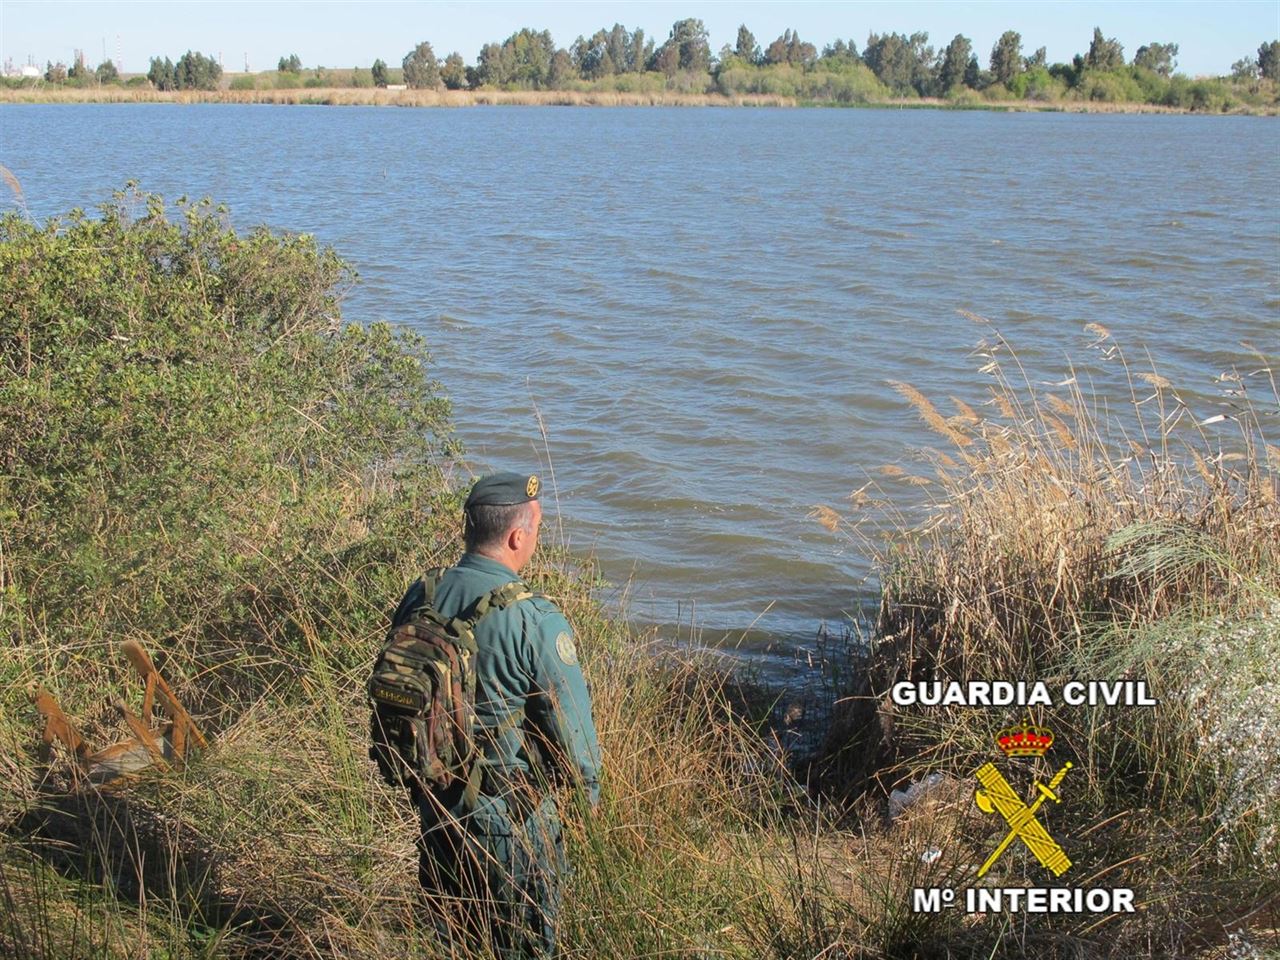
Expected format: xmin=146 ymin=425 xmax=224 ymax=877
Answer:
xmin=815 ymin=319 xmax=1279 ymax=956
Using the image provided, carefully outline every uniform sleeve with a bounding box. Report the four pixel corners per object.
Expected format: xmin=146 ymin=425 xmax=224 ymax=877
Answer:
xmin=524 ymin=602 xmax=602 ymax=807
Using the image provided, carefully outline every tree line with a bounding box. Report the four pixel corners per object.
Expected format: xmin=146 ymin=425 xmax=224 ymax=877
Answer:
xmin=25 ymin=20 xmax=1280 ymax=107
xmin=383 ymin=23 xmax=1279 ymax=96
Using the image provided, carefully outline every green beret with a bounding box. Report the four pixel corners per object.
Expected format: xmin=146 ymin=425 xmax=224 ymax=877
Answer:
xmin=465 ymin=472 xmax=541 ymax=508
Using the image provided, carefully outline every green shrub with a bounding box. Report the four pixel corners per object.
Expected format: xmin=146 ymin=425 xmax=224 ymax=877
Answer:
xmin=274 ymin=70 xmax=302 ymax=89
xmin=664 ymin=69 xmax=713 ymax=94
xmin=0 ymin=187 xmax=459 ymax=683
xmin=601 ymin=70 xmax=664 ymax=94
xmin=1164 ymin=76 xmax=1236 ymax=111
xmin=229 ymin=75 xmax=255 ymax=91
xmin=1076 ymin=68 xmax=1144 ymax=102
xmin=1009 ymin=65 xmax=1061 ymax=101
xmin=715 ymin=62 xmax=887 ymax=103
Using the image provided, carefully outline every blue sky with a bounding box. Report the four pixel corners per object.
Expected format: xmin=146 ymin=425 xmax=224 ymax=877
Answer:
xmin=2 ymin=1 xmax=1276 ymax=77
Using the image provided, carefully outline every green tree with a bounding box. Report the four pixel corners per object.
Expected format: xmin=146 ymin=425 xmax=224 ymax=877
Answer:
xmin=95 ymin=59 xmax=119 ymax=84
xmin=1231 ymin=56 xmax=1260 ymax=81
xmin=67 ymin=51 xmax=91 ymax=84
xmin=570 ymin=24 xmax=645 ymax=76
xmin=441 ymin=51 xmax=466 ymax=89
xmin=44 ymin=60 xmax=67 ymax=83
xmin=1086 ymin=27 xmax=1125 ymax=71
xmin=990 ymin=30 xmax=1023 ymax=86
xmin=510 ymin=28 xmax=556 ymax=86
xmin=606 ymin=23 xmax=629 ymax=72
xmin=476 ymin=41 xmax=507 ymax=84
xmin=175 ymin=50 xmax=221 ymax=90
xmin=402 ymin=41 xmax=440 ymax=89
xmin=820 ymin=39 xmax=861 ymax=67
xmin=572 ymin=31 xmax=615 ymax=79
xmin=764 ymin=29 xmax=817 ymax=67
xmin=476 ymin=29 xmax=556 ymax=88
xmin=938 ymin=34 xmax=972 ymax=91
xmin=278 ymin=53 xmax=302 ymax=72
xmin=863 ymin=31 xmax=934 ymax=96
xmin=548 ymin=48 xmax=574 ymax=87
xmin=371 ymin=58 xmax=388 ymax=87
xmin=1026 ymin=46 xmax=1047 ymax=70
xmin=146 ymin=56 xmax=176 ymax=90
xmin=735 ymin=25 xmax=761 ymax=65
xmin=657 ymin=18 xmax=711 ymax=73
xmin=629 ymin=29 xmax=651 ymax=72
xmin=651 ymin=43 xmax=679 ymax=77
xmin=1259 ymin=40 xmax=1280 ymax=80
xmin=1133 ymin=42 xmax=1178 ymax=76
xmin=964 ymin=55 xmax=982 ymax=89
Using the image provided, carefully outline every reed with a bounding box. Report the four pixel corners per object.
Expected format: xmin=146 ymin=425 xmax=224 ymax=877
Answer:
xmin=816 ymin=316 xmax=1279 ymax=956
xmin=0 ymin=86 xmax=794 ymax=108
xmin=6 ymin=85 xmax=1275 ymax=114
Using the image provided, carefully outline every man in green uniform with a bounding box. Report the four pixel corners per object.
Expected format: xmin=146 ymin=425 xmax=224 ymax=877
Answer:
xmin=389 ymin=472 xmax=601 ymax=958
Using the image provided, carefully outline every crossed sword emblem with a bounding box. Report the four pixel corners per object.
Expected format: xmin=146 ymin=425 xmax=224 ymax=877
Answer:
xmin=974 ymin=760 xmax=1073 ymax=878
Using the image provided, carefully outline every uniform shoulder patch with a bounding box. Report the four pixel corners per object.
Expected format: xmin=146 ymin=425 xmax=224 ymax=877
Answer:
xmin=555 ymin=631 xmax=578 ymax=666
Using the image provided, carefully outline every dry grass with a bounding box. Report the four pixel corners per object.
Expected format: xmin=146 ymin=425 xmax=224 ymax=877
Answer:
xmin=7 ymin=85 xmax=1276 ymax=114
xmin=0 ymin=86 xmax=794 ymax=108
xmin=814 ymin=317 xmax=1280 ymax=957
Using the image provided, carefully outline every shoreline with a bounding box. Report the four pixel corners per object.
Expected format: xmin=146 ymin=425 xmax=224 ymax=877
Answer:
xmin=2 ymin=85 xmax=1276 ymax=115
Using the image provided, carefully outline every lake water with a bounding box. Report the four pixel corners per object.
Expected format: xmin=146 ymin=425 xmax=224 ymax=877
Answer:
xmin=2 ymin=104 xmax=1276 ymax=672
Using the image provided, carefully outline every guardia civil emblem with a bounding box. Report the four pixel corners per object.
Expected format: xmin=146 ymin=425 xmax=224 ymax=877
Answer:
xmin=974 ymin=720 xmax=1073 ymax=878
xmin=526 ymin=475 xmax=540 ymax=498
xmin=555 ymin=631 xmax=577 ymax=666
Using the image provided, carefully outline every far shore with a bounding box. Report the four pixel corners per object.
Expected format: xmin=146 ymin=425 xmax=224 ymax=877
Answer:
xmin=3 ymin=85 xmax=1276 ymax=114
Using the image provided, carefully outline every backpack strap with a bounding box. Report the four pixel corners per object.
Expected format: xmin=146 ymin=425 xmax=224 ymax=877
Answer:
xmin=455 ymin=580 xmax=535 ymax=812
xmin=463 ymin=580 xmax=534 ymax=626
xmin=419 ymin=567 xmax=446 ymax=608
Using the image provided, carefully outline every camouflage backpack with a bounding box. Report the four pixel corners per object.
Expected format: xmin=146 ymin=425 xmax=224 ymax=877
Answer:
xmin=368 ymin=569 xmax=532 ymax=797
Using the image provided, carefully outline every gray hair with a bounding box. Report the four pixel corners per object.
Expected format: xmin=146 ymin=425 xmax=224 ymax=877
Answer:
xmin=464 ymin=500 xmax=535 ymax=552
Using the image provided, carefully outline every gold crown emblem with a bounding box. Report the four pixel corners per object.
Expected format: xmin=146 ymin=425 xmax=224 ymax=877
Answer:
xmin=996 ymin=720 xmax=1054 ymax=758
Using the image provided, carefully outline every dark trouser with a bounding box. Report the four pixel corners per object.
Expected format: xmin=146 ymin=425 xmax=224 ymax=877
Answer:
xmin=417 ymin=790 xmax=565 ymax=959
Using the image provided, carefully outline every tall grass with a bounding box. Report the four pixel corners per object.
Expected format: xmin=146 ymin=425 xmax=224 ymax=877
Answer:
xmin=4 ymin=84 xmax=1275 ymax=114
xmin=0 ymin=186 xmax=957 ymax=960
xmin=815 ymin=316 xmax=1279 ymax=956
xmin=0 ymin=86 xmax=794 ymax=108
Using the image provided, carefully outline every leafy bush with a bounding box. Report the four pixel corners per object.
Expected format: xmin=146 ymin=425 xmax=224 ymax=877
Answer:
xmin=1008 ymin=65 xmax=1062 ymax=100
xmin=1075 ymin=67 xmax=1145 ymax=102
xmin=715 ymin=62 xmax=887 ymax=103
xmin=0 ymin=187 xmax=459 ymax=687
xmin=1163 ymin=76 xmax=1237 ymax=111
xmin=229 ymin=75 xmax=255 ymax=91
